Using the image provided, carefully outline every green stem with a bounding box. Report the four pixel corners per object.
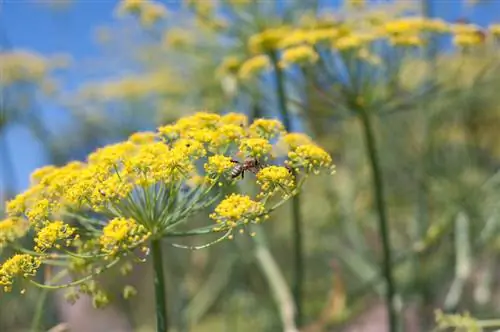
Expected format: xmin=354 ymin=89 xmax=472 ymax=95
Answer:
xmin=357 ymin=107 xmax=398 ymax=332
xmin=151 ymin=238 xmax=168 ymax=332
xmin=269 ymin=50 xmax=304 ymax=327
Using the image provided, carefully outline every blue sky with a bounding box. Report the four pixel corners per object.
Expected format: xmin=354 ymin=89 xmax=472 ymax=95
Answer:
xmin=1 ymin=0 xmax=500 ymax=195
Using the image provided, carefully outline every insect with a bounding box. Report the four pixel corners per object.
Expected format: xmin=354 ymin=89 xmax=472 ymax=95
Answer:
xmin=230 ymin=157 xmax=262 ymax=179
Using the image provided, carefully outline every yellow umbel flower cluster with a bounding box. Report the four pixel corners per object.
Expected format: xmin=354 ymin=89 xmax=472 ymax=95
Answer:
xmin=210 ymin=194 xmax=266 ymax=230
xmin=239 ymin=138 xmax=273 ymax=158
xmin=249 ymin=119 xmax=285 ymax=139
xmin=0 ymin=254 xmax=41 ymax=292
xmin=100 ymin=218 xmax=150 ymax=255
xmin=35 ymin=221 xmax=77 ymax=252
xmin=287 ymin=144 xmax=334 ymax=174
xmin=256 ymin=166 xmax=295 ymax=198
xmin=0 ymin=111 xmax=333 ymax=295
xmin=204 ymin=155 xmax=235 ymax=177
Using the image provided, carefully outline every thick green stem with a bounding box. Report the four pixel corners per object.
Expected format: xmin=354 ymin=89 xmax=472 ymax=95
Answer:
xmin=358 ymin=107 xmax=398 ymax=332
xmin=269 ymin=50 xmax=303 ymax=326
xmin=151 ymin=239 xmax=168 ymax=332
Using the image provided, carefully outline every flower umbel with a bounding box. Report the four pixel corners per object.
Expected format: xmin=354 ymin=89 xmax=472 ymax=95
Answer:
xmin=210 ymin=194 xmax=265 ymax=230
xmin=100 ymin=218 xmax=150 ymax=255
xmin=0 ymin=254 xmax=41 ymax=292
xmin=256 ymin=166 xmax=295 ymax=198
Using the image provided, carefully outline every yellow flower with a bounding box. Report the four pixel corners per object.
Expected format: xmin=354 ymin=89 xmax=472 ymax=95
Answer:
xmin=248 ymin=27 xmax=290 ymax=54
xmin=238 ymin=55 xmax=271 ymax=80
xmin=163 ymin=28 xmax=193 ymax=48
xmin=157 ymin=124 xmax=181 ymax=142
xmin=34 ymin=221 xmax=76 ymax=252
xmin=0 ymin=50 xmax=49 ymax=85
xmin=173 ymin=139 xmax=206 ymax=159
xmin=100 ymin=218 xmax=149 ymax=255
xmin=117 ymin=0 xmax=143 ymax=14
xmin=116 ymin=0 xmax=166 ymax=27
xmin=0 ymin=217 xmax=29 ymax=249
xmin=0 ymin=254 xmax=41 ymax=292
xmin=383 ymin=18 xmax=424 ymax=35
xmin=26 ymin=198 xmax=52 ymax=225
xmin=128 ymin=131 xmax=157 ymax=144
xmin=249 ymin=118 xmax=285 ymax=139
xmin=279 ymin=45 xmax=319 ymax=68
xmin=221 ymin=112 xmax=248 ymax=127
xmin=389 ymin=34 xmax=424 ymax=47
xmin=334 ymin=33 xmax=377 ymax=51
xmin=346 ymin=0 xmax=365 ymax=8
xmin=204 ymin=155 xmax=234 ymax=176
xmin=30 ymin=165 xmax=57 ymax=185
xmin=280 ymin=133 xmax=313 ymax=151
xmin=211 ymin=124 xmax=246 ymax=149
xmin=256 ymin=166 xmax=295 ymax=198
xmin=453 ymin=32 xmax=484 ymax=47
xmin=216 ymin=56 xmax=241 ymax=77
xmin=239 ymin=138 xmax=273 ymax=158
xmin=210 ymin=194 xmax=265 ymax=229
xmin=490 ymin=24 xmax=500 ymax=37
xmin=287 ymin=144 xmax=333 ymax=174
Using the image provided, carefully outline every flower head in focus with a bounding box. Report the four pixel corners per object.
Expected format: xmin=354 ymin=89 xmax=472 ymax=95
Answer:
xmin=0 ymin=254 xmax=41 ymax=292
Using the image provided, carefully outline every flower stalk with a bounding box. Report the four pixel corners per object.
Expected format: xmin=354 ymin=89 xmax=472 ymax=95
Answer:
xmin=151 ymin=238 xmax=168 ymax=332
xmin=357 ymin=105 xmax=398 ymax=332
xmin=269 ymin=50 xmax=304 ymax=327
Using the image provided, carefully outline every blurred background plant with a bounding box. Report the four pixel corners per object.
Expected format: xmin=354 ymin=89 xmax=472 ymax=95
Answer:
xmin=2 ymin=0 xmax=500 ymax=331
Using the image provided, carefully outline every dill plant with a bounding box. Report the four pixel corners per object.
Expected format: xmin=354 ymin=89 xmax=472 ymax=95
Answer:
xmin=0 ymin=112 xmax=333 ymax=332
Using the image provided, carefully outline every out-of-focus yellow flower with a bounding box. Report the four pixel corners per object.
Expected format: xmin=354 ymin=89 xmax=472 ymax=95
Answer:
xmin=279 ymin=45 xmax=319 ymax=68
xmin=389 ymin=34 xmax=424 ymax=47
xmin=238 ymin=55 xmax=270 ymax=80
xmin=116 ymin=0 xmax=166 ymax=27
xmin=117 ymin=0 xmax=143 ymax=14
xmin=248 ymin=27 xmax=291 ymax=54
xmin=256 ymin=166 xmax=295 ymax=198
xmin=422 ymin=18 xmax=450 ymax=33
xmin=34 ymin=221 xmax=77 ymax=252
xmin=0 ymin=50 xmax=49 ymax=85
xmin=100 ymin=218 xmax=149 ymax=255
xmin=346 ymin=0 xmax=365 ymax=9
xmin=489 ymin=24 xmax=500 ymax=37
xmin=0 ymin=254 xmax=41 ymax=292
xmin=210 ymin=194 xmax=265 ymax=229
xmin=128 ymin=131 xmax=157 ymax=144
xmin=140 ymin=1 xmax=167 ymax=27
xmin=221 ymin=112 xmax=248 ymax=127
xmin=279 ymin=28 xmax=339 ymax=48
xmin=0 ymin=218 xmax=29 ymax=249
xmin=383 ymin=18 xmax=424 ymax=35
xmin=453 ymin=31 xmax=484 ymax=47
xmin=216 ymin=56 xmax=242 ymax=77
xmin=334 ymin=33 xmax=378 ymax=51
xmin=163 ymin=28 xmax=194 ymax=48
